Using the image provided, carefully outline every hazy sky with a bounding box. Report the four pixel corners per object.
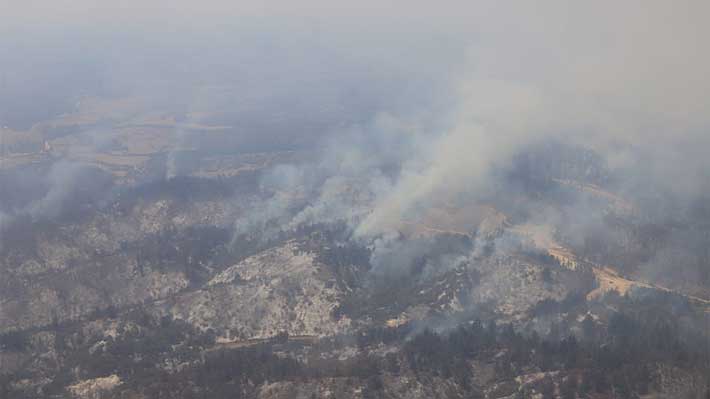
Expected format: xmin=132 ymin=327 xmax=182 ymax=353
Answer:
xmin=3 ymin=0 xmax=710 ymax=229
xmin=4 ymin=0 xmax=709 ymax=156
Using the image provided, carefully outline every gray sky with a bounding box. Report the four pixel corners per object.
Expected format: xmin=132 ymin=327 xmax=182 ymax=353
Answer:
xmin=4 ymin=0 xmax=709 ymax=151
xmin=3 ymin=0 xmax=710 ymax=230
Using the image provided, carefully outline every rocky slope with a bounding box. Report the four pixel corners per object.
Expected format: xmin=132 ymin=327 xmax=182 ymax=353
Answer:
xmin=1 ymin=141 xmax=709 ymax=398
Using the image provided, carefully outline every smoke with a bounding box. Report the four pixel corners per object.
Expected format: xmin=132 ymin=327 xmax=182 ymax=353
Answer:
xmin=227 ymin=2 xmax=710 ymax=296
xmin=0 ymin=161 xmax=111 ymax=222
xmin=165 ymin=126 xmax=188 ymax=180
xmin=2 ymin=1 xmax=710 ymax=289
xmin=343 ymin=1 xmax=710 ymax=242
xmin=230 ymin=165 xmax=310 ymax=242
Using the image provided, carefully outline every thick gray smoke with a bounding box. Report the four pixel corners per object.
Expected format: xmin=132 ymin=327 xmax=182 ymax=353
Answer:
xmin=211 ymin=2 xmax=710 ymax=294
xmin=2 ymin=1 xmax=709 ymax=288
xmin=163 ymin=1 xmax=709 ymax=243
